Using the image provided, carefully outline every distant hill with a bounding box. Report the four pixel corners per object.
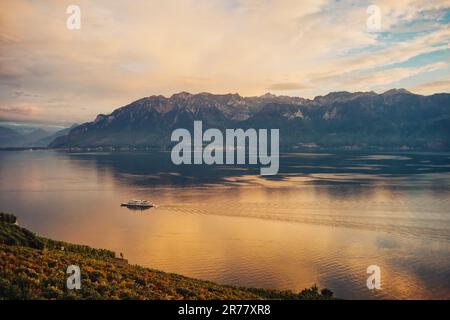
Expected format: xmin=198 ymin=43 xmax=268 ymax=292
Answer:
xmin=0 ymin=124 xmax=77 ymax=148
xmin=49 ymin=89 xmax=450 ymax=151
xmin=31 ymin=124 xmax=79 ymax=147
xmin=0 ymin=126 xmax=22 ymax=147
xmin=0 ymin=213 xmax=333 ymax=300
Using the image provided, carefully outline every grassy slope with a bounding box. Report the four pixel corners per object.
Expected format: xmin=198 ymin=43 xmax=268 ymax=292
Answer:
xmin=0 ymin=215 xmax=333 ymax=300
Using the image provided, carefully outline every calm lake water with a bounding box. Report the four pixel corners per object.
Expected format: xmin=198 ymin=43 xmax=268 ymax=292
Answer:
xmin=1 ymin=150 xmax=449 ymax=299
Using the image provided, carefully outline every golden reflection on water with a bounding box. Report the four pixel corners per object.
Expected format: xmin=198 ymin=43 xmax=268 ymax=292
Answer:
xmin=0 ymin=150 xmax=449 ymax=299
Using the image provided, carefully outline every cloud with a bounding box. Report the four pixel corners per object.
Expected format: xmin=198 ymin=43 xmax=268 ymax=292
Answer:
xmin=306 ymin=28 xmax=450 ymax=82
xmin=0 ymin=0 xmax=449 ymax=123
xmin=340 ymin=61 xmax=448 ymax=90
xmin=0 ymin=105 xmax=41 ymax=122
xmin=374 ymin=0 xmax=450 ymax=30
xmin=410 ymin=79 xmax=450 ymax=94
xmin=0 ymin=106 xmax=40 ymax=115
xmin=266 ymin=83 xmax=311 ymax=91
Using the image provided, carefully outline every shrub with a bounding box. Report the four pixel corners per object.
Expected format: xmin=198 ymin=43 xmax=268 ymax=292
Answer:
xmin=0 ymin=213 xmax=17 ymax=224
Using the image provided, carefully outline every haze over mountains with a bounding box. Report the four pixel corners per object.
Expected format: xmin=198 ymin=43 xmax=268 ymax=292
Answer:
xmin=47 ymin=89 xmax=450 ymax=151
xmin=0 ymin=124 xmax=77 ymax=148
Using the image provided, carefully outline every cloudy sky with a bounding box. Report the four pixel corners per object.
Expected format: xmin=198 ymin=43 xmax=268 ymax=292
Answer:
xmin=0 ymin=0 xmax=449 ymax=125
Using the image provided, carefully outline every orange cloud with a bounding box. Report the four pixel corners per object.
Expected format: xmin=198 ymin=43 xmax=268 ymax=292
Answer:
xmin=0 ymin=0 xmax=448 ymax=123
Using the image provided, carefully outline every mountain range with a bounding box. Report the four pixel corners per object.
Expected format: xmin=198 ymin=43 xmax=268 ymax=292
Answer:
xmin=43 ymin=89 xmax=450 ymax=150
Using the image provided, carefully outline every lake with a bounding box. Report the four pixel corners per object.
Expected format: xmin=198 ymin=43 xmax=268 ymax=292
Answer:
xmin=0 ymin=150 xmax=449 ymax=299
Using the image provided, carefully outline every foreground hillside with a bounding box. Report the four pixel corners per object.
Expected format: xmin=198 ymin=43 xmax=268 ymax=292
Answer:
xmin=0 ymin=213 xmax=333 ymax=300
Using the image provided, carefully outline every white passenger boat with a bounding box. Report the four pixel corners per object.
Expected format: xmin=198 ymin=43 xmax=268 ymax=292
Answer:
xmin=120 ymin=199 xmax=154 ymax=208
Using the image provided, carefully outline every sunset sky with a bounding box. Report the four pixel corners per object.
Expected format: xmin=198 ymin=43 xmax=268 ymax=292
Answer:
xmin=0 ymin=0 xmax=449 ymax=125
